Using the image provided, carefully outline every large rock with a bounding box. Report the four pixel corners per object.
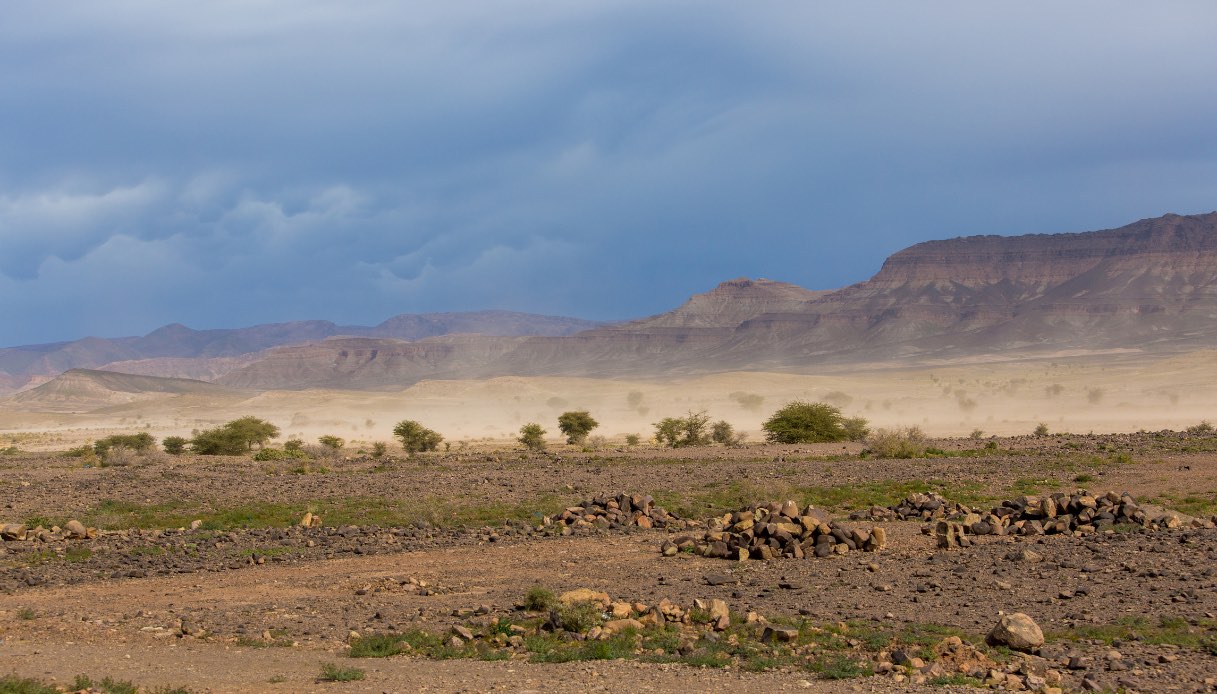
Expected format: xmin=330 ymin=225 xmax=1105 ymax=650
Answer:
xmin=987 ymin=613 xmax=1044 ymax=652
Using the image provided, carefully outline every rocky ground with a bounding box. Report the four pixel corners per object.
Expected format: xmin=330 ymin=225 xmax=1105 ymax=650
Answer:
xmin=2 ymin=432 xmax=1217 ymax=692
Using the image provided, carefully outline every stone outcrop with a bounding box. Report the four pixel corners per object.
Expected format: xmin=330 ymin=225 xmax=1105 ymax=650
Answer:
xmin=661 ymin=500 xmax=885 ymax=561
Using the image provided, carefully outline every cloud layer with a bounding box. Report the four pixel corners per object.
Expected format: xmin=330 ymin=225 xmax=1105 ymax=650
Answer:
xmin=2 ymin=1 xmax=1217 ymax=344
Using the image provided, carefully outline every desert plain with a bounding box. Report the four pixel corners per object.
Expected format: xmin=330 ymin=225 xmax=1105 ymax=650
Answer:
xmin=2 ymin=348 xmax=1217 ymax=693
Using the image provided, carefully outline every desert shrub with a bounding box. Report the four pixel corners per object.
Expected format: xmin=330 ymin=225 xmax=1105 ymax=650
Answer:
xmin=284 ymin=438 xmax=304 ymax=452
xmin=99 ymin=445 xmax=141 ymax=466
xmin=318 ymin=435 xmax=344 ymax=450
xmin=552 ymin=601 xmax=603 ymax=633
xmin=94 ymin=432 xmax=155 ymax=457
xmin=842 ymin=416 xmax=870 ymax=441
xmin=710 ymin=420 xmax=745 ymax=446
xmin=518 ymin=423 xmax=546 ymax=451
xmin=557 ymin=411 xmax=599 ymax=444
xmin=162 ymin=436 xmax=187 ymax=455
xmin=624 ymin=434 xmax=641 ymax=446
xmin=969 ymin=429 xmax=984 ymax=440
xmin=864 ymin=427 xmax=927 ymax=458
xmin=65 ymin=443 xmax=97 ymax=461
xmin=252 ymin=447 xmax=307 ymax=461
xmin=584 ymin=434 xmax=608 ymax=451
xmin=653 ymin=410 xmax=711 ymax=448
xmin=762 ymin=401 xmax=866 ymax=443
xmin=393 ymin=420 xmax=443 ymax=454
xmin=1033 ymin=423 xmax=1050 ymax=437
xmin=371 ymin=441 xmax=388 ymax=458
xmin=1186 ymin=421 xmax=1214 ymax=435
xmin=524 ymin=586 xmax=556 ymax=612
xmin=191 ymin=416 xmax=280 ymax=455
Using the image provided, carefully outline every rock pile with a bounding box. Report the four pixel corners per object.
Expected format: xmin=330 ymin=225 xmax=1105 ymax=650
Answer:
xmin=661 ymin=500 xmax=885 ymax=560
xmin=956 ymin=490 xmax=1210 ymax=539
xmin=851 ymin=492 xmax=975 ymax=522
xmin=548 ymin=493 xmax=690 ymax=531
xmin=1 ymin=520 xmax=97 ymax=542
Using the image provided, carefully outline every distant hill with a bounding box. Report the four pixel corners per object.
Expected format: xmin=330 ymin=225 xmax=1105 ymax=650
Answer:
xmin=215 ymin=211 xmax=1217 ymax=389
xmin=0 ymin=311 xmax=603 ymax=393
xmin=7 ymin=369 xmax=246 ymax=412
xmin=4 ymin=211 xmax=1216 ymax=395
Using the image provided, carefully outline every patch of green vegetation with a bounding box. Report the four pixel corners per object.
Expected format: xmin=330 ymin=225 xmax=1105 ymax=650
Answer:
xmin=65 ymin=546 xmax=92 ymax=562
xmin=1154 ymin=491 xmax=1217 ymax=518
xmin=523 ymin=585 xmax=555 ymax=612
xmin=528 ymin=631 xmax=637 ymax=663
xmin=1073 ymin=473 xmax=1096 ymax=484
xmin=66 ymin=676 xmax=192 ymax=694
xmin=16 ymin=607 xmax=36 ymax=620
xmin=1048 ymin=615 xmax=1217 ymax=651
xmin=348 ymin=633 xmax=410 ymax=658
xmin=79 ymin=492 xmax=570 ymax=532
xmin=929 ymin=674 xmax=984 ymax=686
xmin=1007 ymin=478 xmax=1047 ymax=496
xmin=22 ymin=516 xmax=55 ymax=529
xmin=807 ymin=654 xmax=874 ymax=679
xmin=0 ymin=674 xmax=60 ymax=694
xmin=317 ymin=663 xmax=364 ymax=682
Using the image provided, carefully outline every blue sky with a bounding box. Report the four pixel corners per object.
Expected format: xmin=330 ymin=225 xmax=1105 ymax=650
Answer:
xmin=2 ymin=1 xmax=1217 ymax=345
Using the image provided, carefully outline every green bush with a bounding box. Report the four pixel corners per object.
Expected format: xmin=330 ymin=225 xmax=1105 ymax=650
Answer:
xmin=557 ymin=411 xmax=599 ymax=445
xmin=518 ymin=423 xmax=546 ymax=451
xmin=624 ymin=434 xmax=641 ymax=446
xmin=252 ymin=447 xmax=307 ymax=461
xmin=318 ymin=435 xmax=344 ymax=450
xmin=864 ymin=427 xmax=927 ymax=458
xmin=371 ymin=441 xmax=388 ymax=458
xmin=191 ymin=416 xmax=280 ymax=455
xmin=762 ymin=401 xmax=866 ymax=443
xmin=1187 ymin=421 xmax=1214 ymax=435
xmin=162 ymin=436 xmax=187 ymax=455
xmin=653 ymin=410 xmax=711 ymax=448
xmin=1033 ymin=423 xmax=1050 ymax=437
xmin=393 ymin=420 xmax=443 ymax=454
xmin=524 ymin=586 xmax=556 ymax=612
xmin=94 ymin=432 xmax=155 ymax=457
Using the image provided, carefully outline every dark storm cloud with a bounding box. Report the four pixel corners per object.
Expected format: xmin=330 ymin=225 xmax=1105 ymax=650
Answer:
xmin=2 ymin=1 xmax=1217 ymax=344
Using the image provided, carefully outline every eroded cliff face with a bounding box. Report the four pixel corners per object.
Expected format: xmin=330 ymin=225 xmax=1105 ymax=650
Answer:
xmin=6 ymin=211 xmax=1216 ymax=395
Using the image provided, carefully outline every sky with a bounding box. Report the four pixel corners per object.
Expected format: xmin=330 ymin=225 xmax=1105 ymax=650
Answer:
xmin=3 ymin=1 xmax=1217 ymax=346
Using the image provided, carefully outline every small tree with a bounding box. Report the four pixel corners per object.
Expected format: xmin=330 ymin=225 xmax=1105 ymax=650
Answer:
xmin=1033 ymin=423 xmax=1050 ymax=437
xmin=284 ymin=438 xmax=305 ymax=453
xmin=162 ymin=436 xmax=187 ymax=455
xmin=624 ymin=433 xmax=641 ymax=446
xmin=518 ymin=423 xmax=547 ymax=451
xmin=94 ymin=432 xmax=156 ymax=458
xmin=190 ymin=416 xmax=279 ymax=455
xmin=318 ymin=435 xmax=344 ymax=450
xmin=226 ymin=416 xmax=280 ymax=450
xmin=557 ymin=411 xmax=599 ymax=445
xmin=762 ymin=401 xmax=866 ymax=444
xmin=371 ymin=441 xmax=388 ymax=458
xmin=653 ymin=411 xmax=712 ymax=448
xmin=710 ymin=420 xmax=736 ymax=446
xmin=393 ymin=420 xmax=443 ymax=455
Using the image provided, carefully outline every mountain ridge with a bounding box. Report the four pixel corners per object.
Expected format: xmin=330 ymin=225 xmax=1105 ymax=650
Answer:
xmin=4 ymin=210 xmax=1216 ymax=395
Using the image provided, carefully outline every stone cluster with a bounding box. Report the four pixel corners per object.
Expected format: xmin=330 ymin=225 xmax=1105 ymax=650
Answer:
xmin=1 ymin=519 xmax=97 ymax=542
xmin=548 ymin=493 xmax=690 ymax=531
xmin=934 ymin=490 xmax=1210 ymax=547
xmin=851 ymin=491 xmax=973 ymax=522
xmin=661 ymin=500 xmax=885 ymax=560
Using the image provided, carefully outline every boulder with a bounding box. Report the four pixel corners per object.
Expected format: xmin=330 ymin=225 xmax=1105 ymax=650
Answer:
xmin=987 ymin=613 xmax=1044 ymax=652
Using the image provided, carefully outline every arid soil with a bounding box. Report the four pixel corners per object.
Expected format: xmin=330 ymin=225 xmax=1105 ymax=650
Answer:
xmin=2 ymin=433 xmax=1217 ymax=693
